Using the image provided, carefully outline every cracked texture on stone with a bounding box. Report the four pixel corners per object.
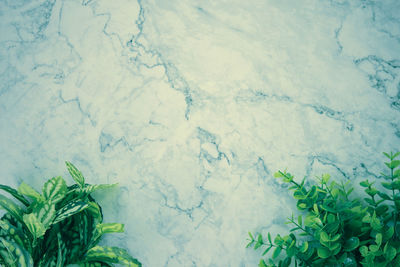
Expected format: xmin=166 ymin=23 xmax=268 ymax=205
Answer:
xmin=0 ymin=0 xmax=399 ymax=266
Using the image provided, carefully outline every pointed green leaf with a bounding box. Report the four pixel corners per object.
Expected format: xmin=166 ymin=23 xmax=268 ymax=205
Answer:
xmin=42 ymin=176 xmax=67 ymax=204
xmin=53 ymin=201 xmax=89 ymax=224
xmin=23 ymin=214 xmax=46 ymax=239
xmin=34 ymin=202 xmax=56 ymax=229
xmin=18 ymin=183 xmax=42 ymax=202
xmin=0 ymin=195 xmax=24 ymax=223
xmin=389 ymin=160 xmax=400 ymax=169
xmin=0 ymin=237 xmax=33 ymax=267
xmin=0 ymin=220 xmax=28 ymax=249
xmin=96 ymin=223 xmax=124 ymax=235
xmin=262 ymin=246 xmax=272 ymax=256
xmin=66 ymin=162 xmax=85 ymax=188
xmin=382 ymin=182 xmax=393 ymax=190
xmin=384 ymin=243 xmax=396 ymax=261
xmin=258 ymin=259 xmax=268 ymax=267
xmin=0 ymin=185 xmax=29 ymax=206
xmin=84 ymin=246 xmax=141 ymax=266
xmin=297 ymin=215 xmax=302 ymax=226
xmin=80 ymin=184 xmax=117 ymax=195
xmin=375 ymin=233 xmax=382 ymax=246
xmin=272 ymin=246 xmax=282 ymax=259
xmin=248 ymin=232 xmax=254 ymax=240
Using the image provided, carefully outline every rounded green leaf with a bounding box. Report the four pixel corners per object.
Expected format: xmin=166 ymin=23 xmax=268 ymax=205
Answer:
xmin=344 ymin=237 xmax=360 ymax=252
xmin=317 ymin=247 xmax=331 ymax=259
xmin=299 ymin=241 xmax=308 ymax=253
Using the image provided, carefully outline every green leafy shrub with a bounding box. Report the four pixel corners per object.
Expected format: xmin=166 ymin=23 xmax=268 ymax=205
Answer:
xmin=247 ymin=152 xmax=400 ymax=267
xmin=0 ymin=162 xmax=141 ymax=267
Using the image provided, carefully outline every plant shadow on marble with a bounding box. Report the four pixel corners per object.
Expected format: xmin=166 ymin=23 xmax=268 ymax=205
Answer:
xmin=0 ymin=162 xmax=141 ymax=267
xmin=248 ymin=152 xmax=400 ymax=267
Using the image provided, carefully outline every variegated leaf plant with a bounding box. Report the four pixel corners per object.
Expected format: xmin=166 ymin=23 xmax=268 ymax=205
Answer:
xmin=0 ymin=162 xmax=141 ymax=267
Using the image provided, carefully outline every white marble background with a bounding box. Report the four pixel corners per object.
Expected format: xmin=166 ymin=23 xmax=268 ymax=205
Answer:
xmin=1 ymin=0 xmax=399 ymax=266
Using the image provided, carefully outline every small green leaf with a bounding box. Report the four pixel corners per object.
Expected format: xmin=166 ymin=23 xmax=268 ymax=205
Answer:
xmin=262 ymin=246 xmax=272 ymax=256
xmin=389 ymin=160 xmax=400 ymax=169
xmin=369 ymin=244 xmax=379 ymax=252
xmin=383 ymin=152 xmax=391 ymax=159
xmin=66 ymin=162 xmax=85 ymax=188
xmin=248 ymin=232 xmax=254 ymax=240
xmin=272 ymin=246 xmax=282 ymax=259
xmin=360 ymin=246 xmax=368 ymax=257
xmin=375 ymin=233 xmax=382 ymax=246
xmin=274 ymin=235 xmax=284 ymax=246
xmin=383 ymin=226 xmax=394 ymax=240
xmin=360 ymin=180 xmax=370 ymax=188
xmin=297 ymin=215 xmax=302 ymax=226
xmin=344 ymin=237 xmax=360 ymax=252
xmin=377 ymin=192 xmax=391 ymax=200
xmin=258 ymin=259 xmax=268 ymax=267
xmin=317 ymin=247 xmax=331 ymax=259
xmin=382 ymin=182 xmax=393 ymax=190
xmin=322 ymin=174 xmax=330 ymax=184
xmin=320 ymin=231 xmax=330 ymax=242
xmin=384 ymin=244 xmax=397 ymax=261
xmin=299 ymin=241 xmax=308 ymax=253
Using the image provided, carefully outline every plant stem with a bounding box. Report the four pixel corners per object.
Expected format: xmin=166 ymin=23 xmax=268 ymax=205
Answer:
xmin=391 ymin=166 xmax=398 ymax=238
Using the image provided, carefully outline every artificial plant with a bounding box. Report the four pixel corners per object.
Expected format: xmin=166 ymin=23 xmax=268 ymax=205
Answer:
xmin=0 ymin=161 xmax=141 ymax=267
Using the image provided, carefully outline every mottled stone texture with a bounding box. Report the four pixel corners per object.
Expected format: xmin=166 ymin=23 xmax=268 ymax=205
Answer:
xmin=0 ymin=0 xmax=399 ymax=266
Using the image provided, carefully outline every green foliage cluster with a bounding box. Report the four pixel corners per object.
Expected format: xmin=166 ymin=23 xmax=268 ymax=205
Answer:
xmin=0 ymin=162 xmax=141 ymax=267
xmin=247 ymin=152 xmax=400 ymax=267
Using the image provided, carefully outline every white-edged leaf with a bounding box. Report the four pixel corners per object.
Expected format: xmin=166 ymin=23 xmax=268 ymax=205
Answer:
xmin=66 ymin=162 xmax=85 ymax=188
xmin=42 ymin=176 xmax=67 ymax=204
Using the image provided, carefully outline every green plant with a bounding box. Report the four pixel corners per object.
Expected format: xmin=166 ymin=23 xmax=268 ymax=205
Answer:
xmin=0 ymin=162 xmax=141 ymax=267
xmin=247 ymin=152 xmax=400 ymax=267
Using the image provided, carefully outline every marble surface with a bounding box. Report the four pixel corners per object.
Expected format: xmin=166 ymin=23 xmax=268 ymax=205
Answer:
xmin=1 ymin=0 xmax=400 ymax=266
